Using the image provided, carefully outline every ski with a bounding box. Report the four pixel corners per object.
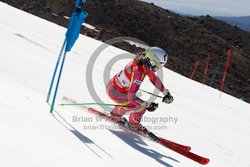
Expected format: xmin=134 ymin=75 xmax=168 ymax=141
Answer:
xmin=158 ymin=137 xmax=191 ymax=152
xmin=61 ymin=97 xmax=210 ymax=165
xmin=88 ymin=108 xmax=209 ymax=165
xmin=158 ymin=136 xmax=209 ymax=165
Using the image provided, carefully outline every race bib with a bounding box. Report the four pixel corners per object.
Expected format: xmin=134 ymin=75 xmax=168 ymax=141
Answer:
xmin=117 ymin=70 xmax=130 ymax=87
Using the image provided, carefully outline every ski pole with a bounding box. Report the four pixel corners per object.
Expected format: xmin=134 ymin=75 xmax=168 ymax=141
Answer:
xmin=59 ymin=102 xmax=125 ymax=107
xmin=139 ymin=89 xmax=163 ymax=98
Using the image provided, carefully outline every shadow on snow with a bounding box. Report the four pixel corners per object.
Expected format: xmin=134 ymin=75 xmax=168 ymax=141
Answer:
xmin=110 ymin=129 xmax=179 ymax=167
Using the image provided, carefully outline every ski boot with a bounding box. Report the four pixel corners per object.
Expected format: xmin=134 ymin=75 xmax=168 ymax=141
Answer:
xmin=110 ymin=112 xmax=129 ymax=127
xmin=148 ymin=132 xmax=159 ymax=141
xmin=128 ymin=122 xmax=158 ymax=141
xmin=127 ymin=122 xmax=148 ymax=135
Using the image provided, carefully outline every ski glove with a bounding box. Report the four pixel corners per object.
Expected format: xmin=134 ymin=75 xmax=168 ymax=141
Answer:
xmin=162 ymin=89 xmax=174 ymax=104
xmin=146 ymin=102 xmax=158 ymax=112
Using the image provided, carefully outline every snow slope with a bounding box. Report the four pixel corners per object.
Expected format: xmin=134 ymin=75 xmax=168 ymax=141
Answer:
xmin=0 ymin=2 xmax=250 ymax=167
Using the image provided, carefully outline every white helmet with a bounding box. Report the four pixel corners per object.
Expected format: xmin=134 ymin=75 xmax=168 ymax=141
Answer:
xmin=145 ymin=47 xmax=168 ymax=70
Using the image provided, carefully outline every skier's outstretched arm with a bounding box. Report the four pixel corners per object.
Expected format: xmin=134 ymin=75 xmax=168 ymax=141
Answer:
xmin=147 ymin=71 xmax=174 ymax=104
xmin=147 ymin=71 xmax=165 ymax=92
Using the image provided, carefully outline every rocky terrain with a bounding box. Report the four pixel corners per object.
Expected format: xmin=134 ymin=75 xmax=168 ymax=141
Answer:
xmin=2 ymin=0 xmax=250 ymax=102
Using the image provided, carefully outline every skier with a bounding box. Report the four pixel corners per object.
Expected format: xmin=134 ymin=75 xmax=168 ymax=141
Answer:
xmin=106 ymin=47 xmax=173 ymax=129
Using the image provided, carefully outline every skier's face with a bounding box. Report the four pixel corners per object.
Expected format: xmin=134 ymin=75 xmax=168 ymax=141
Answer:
xmin=146 ymin=64 xmax=158 ymax=72
xmin=148 ymin=59 xmax=158 ymax=72
xmin=151 ymin=66 xmax=158 ymax=72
